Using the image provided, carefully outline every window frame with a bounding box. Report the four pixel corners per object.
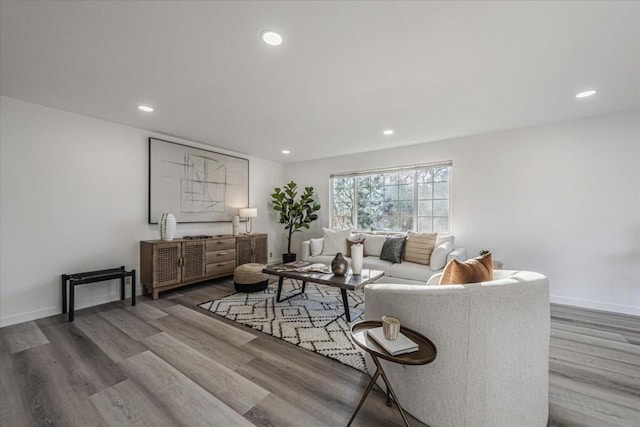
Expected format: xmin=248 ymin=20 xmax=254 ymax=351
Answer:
xmin=329 ymin=161 xmax=452 ymax=233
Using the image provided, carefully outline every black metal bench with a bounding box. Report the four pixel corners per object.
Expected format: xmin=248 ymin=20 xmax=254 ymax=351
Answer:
xmin=61 ymin=266 xmax=135 ymax=321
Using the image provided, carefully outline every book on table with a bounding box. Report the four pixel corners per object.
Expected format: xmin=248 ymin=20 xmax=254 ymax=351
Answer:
xmin=366 ymin=327 xmax=419 ymax=356
xmin=272 ymin=261 xmax=330 ymax=273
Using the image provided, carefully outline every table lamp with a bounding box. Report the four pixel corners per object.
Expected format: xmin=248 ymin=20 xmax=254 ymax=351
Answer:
xmin=239 ymin=208 xmax=257 ymax=233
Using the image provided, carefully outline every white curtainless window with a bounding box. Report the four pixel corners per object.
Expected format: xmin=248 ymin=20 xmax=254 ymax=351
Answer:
xmin=330 ymin=162 xmax=451 ymax=233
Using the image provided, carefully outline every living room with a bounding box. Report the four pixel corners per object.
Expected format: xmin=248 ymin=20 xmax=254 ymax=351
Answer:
xmin=1 ymin=1 xmax=639 ymax=426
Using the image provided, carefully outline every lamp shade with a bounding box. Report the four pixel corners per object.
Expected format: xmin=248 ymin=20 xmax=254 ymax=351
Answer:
xmin=239 ymin=208 xmax=258 ymax=218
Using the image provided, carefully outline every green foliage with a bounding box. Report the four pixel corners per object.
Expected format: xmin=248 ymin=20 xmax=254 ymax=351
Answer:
xmin=332 ymin=166 xmax=450 ymax=233
xmin=271 ymin=181 xmax=321 ymax=254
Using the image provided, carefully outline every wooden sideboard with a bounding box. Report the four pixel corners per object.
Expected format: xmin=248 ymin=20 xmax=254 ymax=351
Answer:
xmin=236 ymin=234 xmax=268 ymax=265
xmin=140 ymin=234 xmax=268 ymax=299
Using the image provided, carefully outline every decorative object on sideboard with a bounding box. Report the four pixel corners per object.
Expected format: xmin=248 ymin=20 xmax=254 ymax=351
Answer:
xmin=159 ymin=213 xmax=177 ymax=241
xmin=270 ymin=181 xmax=321 ymax=263
xmin=239 ymin=208 xmax=257 ymax=233
xmin=351 ymin=243 xmax=364 ymax=275
xmin=231 ymin=215 xmax=240 ymax=236
xmin=331 ymin=252 xmax=349 ymax=276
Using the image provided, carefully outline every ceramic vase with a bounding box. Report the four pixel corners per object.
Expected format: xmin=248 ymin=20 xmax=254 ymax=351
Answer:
xmin=159 ymin=213 xmax=177 ymax=241
xmin=331 ymin=252 xmax=348 ymax=276
xmin=351 ymin=243 xmax=363 ymax=275
xmin=231 ymin=215 xmax=240 ymax=236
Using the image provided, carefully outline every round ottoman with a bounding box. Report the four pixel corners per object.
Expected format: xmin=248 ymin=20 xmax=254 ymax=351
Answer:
xmin=234 ymin=263 xmax=269 ymax=293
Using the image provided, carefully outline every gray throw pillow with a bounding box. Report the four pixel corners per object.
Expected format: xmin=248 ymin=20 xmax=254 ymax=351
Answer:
xmin=380 ymin=236 xmax=407 ymax=263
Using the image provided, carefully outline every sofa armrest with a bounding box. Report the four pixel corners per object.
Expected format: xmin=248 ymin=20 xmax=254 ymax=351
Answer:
xmin=427 ymin=273 xmax=442 ymax=285
xmin=301 ymin=240 xmax=311 ymax=261
xmin=447 ymin=247 xmax=466 ymax=263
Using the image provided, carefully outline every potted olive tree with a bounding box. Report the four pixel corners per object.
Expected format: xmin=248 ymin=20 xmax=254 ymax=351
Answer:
xmin=271 ymin=181 xmax=321 ymax=263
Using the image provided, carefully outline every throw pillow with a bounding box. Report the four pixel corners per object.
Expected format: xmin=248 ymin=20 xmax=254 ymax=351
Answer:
xmin=429 ymin=241 xmax=454 ymax=270
xmin=346 ymin=238 xmax=366 ymax=258
xmin=439 ymin=253 xmax=494 ymax=285
xmin=404 ymin=232 xmax=438 ymax=265
xmin=435 ymin=234 xmax=454 ymax=248
xmin=360 ymin=233 xmax=388 ymax=257
xmin=322 ymin=228 xmax=352 ymax=255
xmin=310 ymin=238 xmax=324 ymax=257
xmin=380 ymin=236 xmax=407 ymax=263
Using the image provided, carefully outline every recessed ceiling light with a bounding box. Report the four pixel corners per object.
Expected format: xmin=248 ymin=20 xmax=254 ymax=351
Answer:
xmin=576 ymin=90 xmax=597 ymax=98
xmin=138 ymin=105 xmax=154 ymax=112
xmin=261 ymin=31 xmax=283 ymax=46
xmin=281 ymin=150 xmax=291 ymax=154
xmin=383 ymin=129 xmax=394 ymax=135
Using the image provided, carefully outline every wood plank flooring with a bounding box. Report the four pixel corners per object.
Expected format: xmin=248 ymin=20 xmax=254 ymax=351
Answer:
xmin=1 ymin=278 xmax=638 ymax=426
xmin=547 ymin=305 xmax=640 ymax=427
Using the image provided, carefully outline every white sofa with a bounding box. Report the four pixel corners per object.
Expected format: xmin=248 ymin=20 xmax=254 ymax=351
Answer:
xmin=365 ymin=270 xmax=550 ymax=427
xmin=301 ymin=233 xmax=467 ymax=285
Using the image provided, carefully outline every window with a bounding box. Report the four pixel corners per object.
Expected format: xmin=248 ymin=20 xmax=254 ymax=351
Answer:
xmin=330 ymin=163 xmax=451 ymax=233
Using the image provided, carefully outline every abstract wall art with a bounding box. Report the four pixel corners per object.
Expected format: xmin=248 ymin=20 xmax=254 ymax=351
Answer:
xmin=148 ymin=138 xmax=249 ymax=223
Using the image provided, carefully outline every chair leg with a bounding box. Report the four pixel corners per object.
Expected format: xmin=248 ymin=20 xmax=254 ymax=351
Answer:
xmin=69 ymin=282 xmax=75 ymax=322
xmin=61 ymin=274 xmax=68 ymax=314
xmin=131 ymin=270 xmax=136 ymax=306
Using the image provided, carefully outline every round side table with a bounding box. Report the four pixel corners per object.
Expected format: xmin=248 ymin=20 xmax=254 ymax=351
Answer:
xmin=348 ymin=320 xmax=437 ymax=427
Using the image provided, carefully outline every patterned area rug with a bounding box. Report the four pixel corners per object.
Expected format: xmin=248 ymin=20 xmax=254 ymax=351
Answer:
xmin=198 ymin=279 xmax=367 ymax=372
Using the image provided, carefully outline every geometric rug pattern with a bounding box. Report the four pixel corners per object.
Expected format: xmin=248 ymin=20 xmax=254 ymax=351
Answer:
xmin=198 ymin=279 xmax=367 ymax=372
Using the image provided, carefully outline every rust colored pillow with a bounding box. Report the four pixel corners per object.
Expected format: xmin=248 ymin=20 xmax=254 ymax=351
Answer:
xmin=346 ymin=238 xmax=366 ymax=258
xmin=439 ymin=253 xmax=494 ymax=285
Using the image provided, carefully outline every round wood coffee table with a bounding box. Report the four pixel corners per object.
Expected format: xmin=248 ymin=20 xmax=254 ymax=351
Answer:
xmin=348 ymin=320 xmax=437 ymax=427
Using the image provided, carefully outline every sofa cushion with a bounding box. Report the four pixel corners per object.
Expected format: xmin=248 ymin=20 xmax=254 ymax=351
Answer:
xmin=380 ymin=236 xmax=407 ymax=263
xmin=389 ymin=261 xmax=438 ymax=283
xmin=435 ymin=234 xmax=454 ymax=247
xmin=310 ymin=238 xmax=324 ymax=256
xmin=440 ymin=253 xmax=493 ymax=285
xmin=360 ymin=233 xmax=387 ymax=257
xmin=362 ymin=257 xmax=394 ymax=275
xmin=430 ymin=241 xmax=454 ymax=270
xmin=346 ymin=237 xmax=366 ymax=258
xmin=404 ymin=232 xmax=437 ymax=265
xmin=322 ymin=228 xmax=352 ymax=255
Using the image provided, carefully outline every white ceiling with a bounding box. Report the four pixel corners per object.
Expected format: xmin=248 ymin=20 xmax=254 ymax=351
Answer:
xmin=1 ymin=1 xmax=639 ymax=163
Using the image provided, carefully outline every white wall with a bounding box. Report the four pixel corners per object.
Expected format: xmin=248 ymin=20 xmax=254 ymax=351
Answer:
xmin=0 ymin=96 xmax=286 ymax=327
xmin=286 ymin=110 xmax=640 ymax=315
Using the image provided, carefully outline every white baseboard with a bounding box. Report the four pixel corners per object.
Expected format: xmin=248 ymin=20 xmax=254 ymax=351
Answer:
xmin=0 ymin=292 xmax=131 ymax=328
xmin=550 ymin=295 xmax=640 ymax=316
xmin=0 ymin=306 xmax=61 ymax=328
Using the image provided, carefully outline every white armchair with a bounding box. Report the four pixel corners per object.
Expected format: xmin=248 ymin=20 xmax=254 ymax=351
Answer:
xmin=364 ymin=270 xmax=550 ymax=427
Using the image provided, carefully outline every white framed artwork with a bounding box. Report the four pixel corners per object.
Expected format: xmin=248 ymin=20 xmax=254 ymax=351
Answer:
xmin=148 ymin=137 xmax=249 ymax=223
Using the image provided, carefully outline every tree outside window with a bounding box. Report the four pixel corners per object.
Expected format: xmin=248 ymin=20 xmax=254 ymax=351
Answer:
xmin=331 ymin=164 xmax=450 ymax=233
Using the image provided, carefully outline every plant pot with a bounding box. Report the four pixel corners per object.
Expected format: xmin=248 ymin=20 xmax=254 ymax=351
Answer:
xmin=282 ymin=253 xmax=297 ymax=264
